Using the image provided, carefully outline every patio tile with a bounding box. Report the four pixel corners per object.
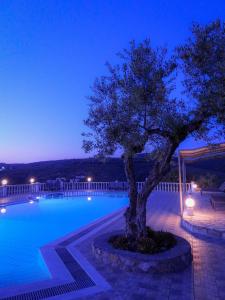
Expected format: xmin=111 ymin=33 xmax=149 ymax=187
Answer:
xmin=76 ymin=192 xmax=225 ymax=300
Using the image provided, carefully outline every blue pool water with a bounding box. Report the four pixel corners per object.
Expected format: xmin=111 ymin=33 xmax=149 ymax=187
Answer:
xmin=0 ymin=193 xmax=128 ymax=288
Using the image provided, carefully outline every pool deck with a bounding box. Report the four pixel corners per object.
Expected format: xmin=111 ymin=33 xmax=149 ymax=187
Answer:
xmin=1 ymin=192 xmax=225 ymax=299
xmin=182 ymin=192 xmax=225 ymax=239
xmin=76 ymin=192 xmax=225 ymax=300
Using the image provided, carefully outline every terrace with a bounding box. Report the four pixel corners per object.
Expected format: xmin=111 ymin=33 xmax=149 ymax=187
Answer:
xmin=0 ymin=174 xmax=225 ymax=300
xmin=179 ymin=143 xmax=225 ymax=240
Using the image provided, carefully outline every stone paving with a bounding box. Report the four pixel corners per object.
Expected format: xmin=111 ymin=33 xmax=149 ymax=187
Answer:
xmin=75 ymin=192 xmax=225 ymax=300
xmin=183 ymin=192 xmax=225 ymax=238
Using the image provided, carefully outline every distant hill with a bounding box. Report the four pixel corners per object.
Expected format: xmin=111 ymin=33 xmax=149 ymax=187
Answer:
xmin=0 ymin=156 xmax=225 ymax=187
xmin=0 ymin=157 xmax=153 ymax=184
xmin=186 ymin=157 xmax=225 ymax=187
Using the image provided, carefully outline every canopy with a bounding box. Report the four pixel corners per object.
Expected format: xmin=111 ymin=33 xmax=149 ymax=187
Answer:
xmin=178 ymin=142 xmax=225 ymax=216
xmin=180 ymin=142 xmax=225 ymax=162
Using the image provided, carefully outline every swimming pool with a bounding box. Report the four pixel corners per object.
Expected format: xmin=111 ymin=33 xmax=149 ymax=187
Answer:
xmin=0 ymin=193 xmax=128 ymax=288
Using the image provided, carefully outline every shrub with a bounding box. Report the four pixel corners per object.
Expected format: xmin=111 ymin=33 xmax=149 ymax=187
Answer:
xmin=109 ymin=227 xmax=176 ymax=254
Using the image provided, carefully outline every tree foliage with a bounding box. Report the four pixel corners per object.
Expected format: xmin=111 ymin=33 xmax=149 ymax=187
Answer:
xmin=178 ymin=20 xmax=225 ymax=126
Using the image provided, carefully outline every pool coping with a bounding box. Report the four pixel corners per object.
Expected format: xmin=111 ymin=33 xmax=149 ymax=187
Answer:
xmin=0 ymin=207 xmax=126 ymax=300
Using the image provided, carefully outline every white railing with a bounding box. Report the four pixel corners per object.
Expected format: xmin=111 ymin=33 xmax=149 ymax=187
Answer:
xmin=0 ymin=183 xmax=46 ymax=198
xmin=62 ymin=181 xmax=112 ymax=191
xmin=137 ymin=181 xmax=192 ymax=193
xmin=0 ymin=181 xmax=192 ymax=198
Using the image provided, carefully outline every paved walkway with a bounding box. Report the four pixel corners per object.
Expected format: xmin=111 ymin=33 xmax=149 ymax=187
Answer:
xmin=183 ymin=192 xmax=225 ymax=234
xmin=75 ymin=192 xmax=225 ymax=300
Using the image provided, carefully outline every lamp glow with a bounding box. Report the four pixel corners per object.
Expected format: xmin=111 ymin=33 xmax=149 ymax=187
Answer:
xmin=87 ymin=196 xmax=92 ymax=201
xmin=1 ymin=179 xmax=8 ymax=186
xmin=29 ymin=200 xmax=34 ymax=204
xmin=30 ymin=178 xmax=35 ymax=184
xmin=87 ymin=177 xmax=92 ymax=182
xmin=185 ymin=196 xmax=195 ymax=208
xmin=0 ymin=207 xmax=6 ymax=214
xmin=193 ymin=183 xmax=198 ymax=189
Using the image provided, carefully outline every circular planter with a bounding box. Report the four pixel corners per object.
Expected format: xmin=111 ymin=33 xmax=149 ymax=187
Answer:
xmin=92 ymin=231 xmax=192 ymax=274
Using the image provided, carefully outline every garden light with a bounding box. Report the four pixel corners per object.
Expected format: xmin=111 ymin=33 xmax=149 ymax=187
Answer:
xmin=29 ymin=178 xmax=35 ymax=184
xmin=87 ymin=196 xmax=92 ymax=201
xmin=0 ymin=207 xmax=6 ymax=214
xmin=185 ymin=196 xmax=195 ymax=208
xmin=185 ymin=196 xmax=195 ymax=216
xmin=191 ymin=182 xmax=198 ymax=191
xmin=87 ymin=177 xmax=92 ymax=190
xmin=192 ymin=183 xmax=198 ymax=189
xmin=1 ymin=179 xmax=8 ymax=186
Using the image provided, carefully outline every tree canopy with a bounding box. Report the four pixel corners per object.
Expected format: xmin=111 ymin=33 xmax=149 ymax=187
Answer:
xmin=83 ymin=20 xmax=225 ymax=239
xmin=84 ymin=21 xmax=225 ymax=161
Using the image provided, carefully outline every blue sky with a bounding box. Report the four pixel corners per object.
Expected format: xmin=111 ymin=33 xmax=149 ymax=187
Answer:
xmin=0 ymin=0 xmax=225 ymax=163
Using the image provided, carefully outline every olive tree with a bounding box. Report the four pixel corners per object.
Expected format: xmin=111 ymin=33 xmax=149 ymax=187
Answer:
xmin=83 ymin=20 xmax=225 ymax=241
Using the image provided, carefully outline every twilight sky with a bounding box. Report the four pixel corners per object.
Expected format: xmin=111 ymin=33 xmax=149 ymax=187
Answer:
xmin=0 ymin=0 xmax=225 ymax=163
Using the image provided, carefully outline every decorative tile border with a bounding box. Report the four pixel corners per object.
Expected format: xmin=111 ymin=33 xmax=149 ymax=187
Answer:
xmin=0 ymin=208 xmax=125 ymax=300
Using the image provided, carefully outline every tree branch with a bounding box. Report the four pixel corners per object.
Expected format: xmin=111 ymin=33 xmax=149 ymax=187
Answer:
xmin=139 ymin=125 xmax=174 ymax=139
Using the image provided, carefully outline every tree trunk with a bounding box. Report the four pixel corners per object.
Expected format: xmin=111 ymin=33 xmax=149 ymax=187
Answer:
xmin=135 ymin=195 xmax=148 ymax=238
xmin=123 ymin=143 xmax=178 ymax=241
xmin=123 ymin=152 xmax=152 ymax=240
xmin=125 ymin=201 xmax=147 ymax=239
xmin=123 ymin=153 xmax=139 ymax=239
xmin=122 ymin=115 xmax=207 ymax=241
